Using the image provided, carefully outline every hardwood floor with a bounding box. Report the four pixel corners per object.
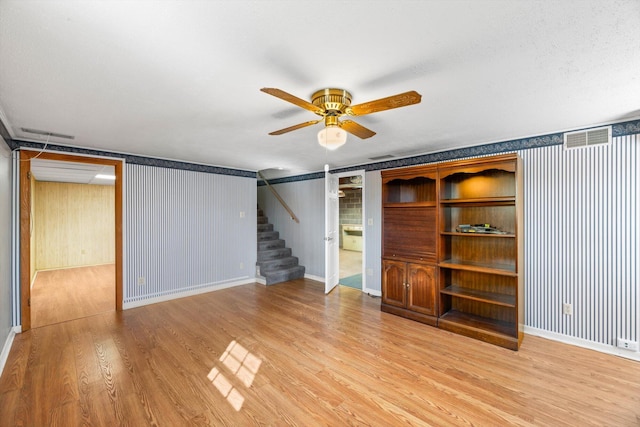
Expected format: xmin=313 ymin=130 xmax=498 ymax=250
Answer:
xmin=31 ymin=264 xmax=115 ymax=328
xmin=1 ymin=278 xmax=639 ymax=426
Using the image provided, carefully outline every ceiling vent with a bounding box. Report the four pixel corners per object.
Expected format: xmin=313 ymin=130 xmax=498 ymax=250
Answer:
xmin=21 ymin=127 xmax=75 ymax=139
xmin=369 ymin=154 xmax=395 ymax=161
xmin=564 ymin=126 xmax=611 ymax=150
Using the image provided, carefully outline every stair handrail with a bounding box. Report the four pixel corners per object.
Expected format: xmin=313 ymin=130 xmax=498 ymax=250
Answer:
xmin=257 ymin=171 xmax=300 ymax=223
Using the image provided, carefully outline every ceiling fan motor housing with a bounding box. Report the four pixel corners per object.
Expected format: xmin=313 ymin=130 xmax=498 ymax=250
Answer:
xmin=311 ymin=88 xmax=352 ymax=116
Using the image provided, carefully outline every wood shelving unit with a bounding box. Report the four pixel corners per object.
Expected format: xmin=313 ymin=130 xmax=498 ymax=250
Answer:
xmin=381 ymin=166 xmax=438 ymax=326
xmin=380 ymin=153 xmax=524 ymax=350
xmin=437 ymin=154 xmax=524 ymax=350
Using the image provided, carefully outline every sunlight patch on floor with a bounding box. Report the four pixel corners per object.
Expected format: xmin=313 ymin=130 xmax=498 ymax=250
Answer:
xmin=207 ymin=340 xmax=263 ymax=411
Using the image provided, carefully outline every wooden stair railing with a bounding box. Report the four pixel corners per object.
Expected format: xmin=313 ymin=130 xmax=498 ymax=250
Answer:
xmin=257 ymin=171 xmax=299 ymax=223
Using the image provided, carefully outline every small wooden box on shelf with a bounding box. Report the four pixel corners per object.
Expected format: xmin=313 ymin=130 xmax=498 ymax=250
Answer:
xmin=380 ymin=153 xmax=524 ymax=350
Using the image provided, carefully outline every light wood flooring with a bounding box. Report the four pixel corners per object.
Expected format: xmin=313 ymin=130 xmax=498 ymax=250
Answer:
xmin=1 ymin=278 xmax=639 ymax=426
xmin=31 ymin=264 xmax=115 ymax=328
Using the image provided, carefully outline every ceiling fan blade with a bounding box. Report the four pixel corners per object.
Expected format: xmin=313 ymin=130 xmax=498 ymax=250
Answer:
xmin=347 ymin=90 xmax=422 ymax=116
xmin=340 ymin=120 xmax=376 ymax=139
xmin=268 ymin=119 xmax=322 ymax=135
xmin=261 ymin=88 xmax=325 ymax=115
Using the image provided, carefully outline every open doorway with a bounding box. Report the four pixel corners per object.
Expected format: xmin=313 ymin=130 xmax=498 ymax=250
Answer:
xmin=336 ymin=171 xmax=365 ymax=290
xmin=19 ymin=151 xmax=123 ymax=331
xmin=29 ymin=159 xmax=116 ymax=327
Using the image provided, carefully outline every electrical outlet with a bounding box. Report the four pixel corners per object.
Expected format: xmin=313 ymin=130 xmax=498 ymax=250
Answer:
xmin=239 ymin=211 xmax=245 ymax=218
xmin=239 ymin=262 xmax=244 ymax=269
xmin=366 ymin=268 xmax=373 ymax=276
xmin=617 ymin=338 xmax=639 ymax=351
xmin=137 ymin=277 xmax=145 ymax=286
xmin=562 ymin=303 xmax=573 ymax=315
xmin=368 ymin=218 xmax=374 ymax=226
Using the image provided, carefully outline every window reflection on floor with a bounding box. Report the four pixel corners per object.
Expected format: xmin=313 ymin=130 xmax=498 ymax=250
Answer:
xmin=207 ymin=340 xmax=263 ymax=411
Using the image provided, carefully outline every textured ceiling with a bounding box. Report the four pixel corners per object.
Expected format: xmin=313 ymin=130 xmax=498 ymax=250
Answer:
xmin=1 ymin=0 xmax=639 ymax=178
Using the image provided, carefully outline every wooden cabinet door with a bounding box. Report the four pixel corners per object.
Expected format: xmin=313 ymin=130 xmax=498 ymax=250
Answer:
xmin=382 ymin=260 xmax=406 ymax=308
xmin=407 ymin=263 xmax=437 ymax=316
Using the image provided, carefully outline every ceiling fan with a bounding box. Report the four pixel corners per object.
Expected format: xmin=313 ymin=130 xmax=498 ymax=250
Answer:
xmin=261 ymin=87 xmax=422 ymax=149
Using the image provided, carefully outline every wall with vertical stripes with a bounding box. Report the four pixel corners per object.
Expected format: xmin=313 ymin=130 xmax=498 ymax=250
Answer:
xmin=518 ymin=134 xmax=638 ymax=349
xmin=257 ymin=179 xmax=325 ymax=278
xmin=124 ymin=164 xmax=256 ymax=306
xmin=0 ymin=140 xmax=13 ymax=363
xmin=364 ymin=170 xmax=382 ymax=295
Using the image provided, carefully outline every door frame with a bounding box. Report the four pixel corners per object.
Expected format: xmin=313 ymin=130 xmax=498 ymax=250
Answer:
xmin=333 ymin=169 xmax=366 ymax=290
xmin=19 ymin=150 xmax=124 ymax=331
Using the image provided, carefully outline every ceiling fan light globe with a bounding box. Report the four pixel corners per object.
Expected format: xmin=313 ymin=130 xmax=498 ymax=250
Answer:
xmin=318 ymin=126 xmax=347 ymax=150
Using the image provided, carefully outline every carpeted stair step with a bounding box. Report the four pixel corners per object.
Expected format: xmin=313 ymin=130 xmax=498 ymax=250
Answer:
xmin=257 ymin=247 xmax=292 ymax=261
xmin=263 ymin=265 xmax=305 ymax=286
xmin=257 ymin=239 xmax=286 ymax=251
xmin=256 ymin=205 xmax=306 ymax=286
xmin=257 ymin=223 xmax=274 ymax=232
xmin=258 ymin=230 xmax=279 ymax=241
xmin=258 ymin=256 xmax=299 ymax=273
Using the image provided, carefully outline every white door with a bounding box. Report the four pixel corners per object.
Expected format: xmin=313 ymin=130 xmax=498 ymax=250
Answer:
xmin=324 ymin=166 xmax=339 ymax=294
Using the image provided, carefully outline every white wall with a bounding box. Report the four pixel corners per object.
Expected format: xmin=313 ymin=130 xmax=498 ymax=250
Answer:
xmin=0 ymin=139 xmax=14 ymax=375
xmin=124 ymin=164 xmax=257 ymax=307
xmin=364 ymin=170 xmax=382 ymax=295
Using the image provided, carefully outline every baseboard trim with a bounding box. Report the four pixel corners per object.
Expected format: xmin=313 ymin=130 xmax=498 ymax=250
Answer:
xmin=304 ymin=274 xmax=324 ymax=282
xmin=0 ymin=328 xmax=16 ymax=379
xmin=524 ymin=326 xmax=640 ymax=362
xmin=364 ymin=288 xmax=381 ymax=297
xmin=123 ymin=277 xmax=256 ymax=310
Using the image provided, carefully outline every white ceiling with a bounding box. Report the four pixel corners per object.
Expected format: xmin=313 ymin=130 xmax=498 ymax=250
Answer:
xmin=1 ymin=1 xmax=639 ymax=179
xmin=30 ymin=158 xmax=115 ymax=185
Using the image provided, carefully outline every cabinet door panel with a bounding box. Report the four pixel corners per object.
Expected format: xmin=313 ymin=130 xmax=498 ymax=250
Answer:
xmin=383 ymin=207 xmax=436 ymax=259
xmin=382 ymin=260 xmax=406 ymax=308
xmin=407 ymin=264 xmax=437 ymax=316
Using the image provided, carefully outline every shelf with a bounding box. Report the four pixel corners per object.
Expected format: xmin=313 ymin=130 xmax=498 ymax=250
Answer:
xmin=438 ymin=310 xmax=516 ymax=338
xmin=439 ymin=260 xmax=517 ymax=276
xmin=441 ymin=231 xmax=515 ymax=238
xmin=440 ymin=197 xmax=515 ymax=206
xmin=440 ymin=285 xmax=516 ymax=307
xmin=383 ymin=201 xmax=437 ymax=208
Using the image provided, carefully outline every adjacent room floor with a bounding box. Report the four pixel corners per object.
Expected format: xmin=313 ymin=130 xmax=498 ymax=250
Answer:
xmin=339 ymin=248 xmax=362 ymax=289
xmin=30 ymin=264 xmax=115 ymax=328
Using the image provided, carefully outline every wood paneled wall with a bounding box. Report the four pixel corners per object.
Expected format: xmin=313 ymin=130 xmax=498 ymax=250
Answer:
xmin=33 ymin=181 xmax=115 ymax=270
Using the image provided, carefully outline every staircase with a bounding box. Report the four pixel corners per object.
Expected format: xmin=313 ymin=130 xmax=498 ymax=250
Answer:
xmin=257 ymin=206 xmax=305 ymax=285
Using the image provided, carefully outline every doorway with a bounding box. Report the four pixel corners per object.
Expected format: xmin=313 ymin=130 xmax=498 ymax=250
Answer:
xmin=19 ymin=151 xmax=123 ymax=331
xmin=336 ymin=171 xmax=365 ymax=290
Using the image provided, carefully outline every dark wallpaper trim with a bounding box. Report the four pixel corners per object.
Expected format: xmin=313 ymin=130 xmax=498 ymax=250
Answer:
xmin=259 ymin=118 xmax=640 ymax=185
xmin=14 ymin=140 xmax=256 ymax=178
xmin=4 ymin=118 xmax=639 ymax=183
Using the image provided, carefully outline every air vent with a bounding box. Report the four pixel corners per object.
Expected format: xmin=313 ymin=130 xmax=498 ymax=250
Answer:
xmin=21 ymin=127 xmax=75 ymax=140
xmin=564 ymin=126 xmax=611 ymax=150
xmin=369 ymin=154 xmax=395 ymax=161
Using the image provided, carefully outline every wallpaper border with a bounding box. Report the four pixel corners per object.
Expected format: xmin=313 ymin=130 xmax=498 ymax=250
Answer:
xmin=3 ymin=119 xmax=638 ymax=182
xmin=12 ymin=140 xmax=256 ymax=178
xmin=259 ymin=118 xmax=640 ymax=185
